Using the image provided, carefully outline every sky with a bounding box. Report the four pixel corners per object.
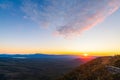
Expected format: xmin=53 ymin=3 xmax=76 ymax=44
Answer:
xmin=0 ymin=0 xmax=120 ymax=56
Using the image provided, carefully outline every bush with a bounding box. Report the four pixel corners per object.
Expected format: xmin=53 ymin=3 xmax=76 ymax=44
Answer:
xmin=114 ymin=60 xmax=120 ymax=67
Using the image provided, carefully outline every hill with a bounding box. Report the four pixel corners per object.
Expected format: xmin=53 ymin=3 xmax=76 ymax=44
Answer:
xmin=0 ymin=56 xmax=82 ymax=80
xmin=57 ymin=55 xmax=120 ymax=80
xmin=0 ymin=54 xmax=78 ymax=59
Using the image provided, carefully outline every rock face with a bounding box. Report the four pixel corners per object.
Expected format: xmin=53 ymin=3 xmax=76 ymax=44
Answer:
xmin=106 ymin=66 xmax=120 ymax=74
xmin=57 ymin=55 xmax=120 ymax=80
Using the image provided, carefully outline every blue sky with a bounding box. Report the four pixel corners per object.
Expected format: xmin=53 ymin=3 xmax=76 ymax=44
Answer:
xmin=0 ymin=0 xmax=120 ymax=56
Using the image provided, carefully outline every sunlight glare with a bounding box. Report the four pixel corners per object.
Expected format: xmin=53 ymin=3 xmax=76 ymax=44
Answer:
xmin=83 ymin=53 xmax=88 ymax=57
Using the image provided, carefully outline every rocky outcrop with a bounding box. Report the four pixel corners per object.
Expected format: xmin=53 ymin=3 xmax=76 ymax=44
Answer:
xmin=106 ymin=66 xmax=120 ymax=74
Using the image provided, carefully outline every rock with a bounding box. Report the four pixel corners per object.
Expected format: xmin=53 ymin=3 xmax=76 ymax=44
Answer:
xmin=106 ymin=66 xmax=120 ymax=74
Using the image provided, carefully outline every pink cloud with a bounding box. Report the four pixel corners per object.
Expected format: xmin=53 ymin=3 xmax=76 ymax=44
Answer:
xmin=22 ymin=0 xmax=120 ymax=38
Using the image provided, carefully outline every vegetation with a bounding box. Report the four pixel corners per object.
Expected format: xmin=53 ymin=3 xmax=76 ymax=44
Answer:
xmin=0 ymin=57 xmax=82 ymax=80
xmin=0 ymin=55 xmax=119 ymax=80
xmin=57 ymin=55 xmax=120 ymax=80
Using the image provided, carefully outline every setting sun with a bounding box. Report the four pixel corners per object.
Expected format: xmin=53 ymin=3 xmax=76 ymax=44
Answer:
xmin=83 ymin=53 xmax=88 ymax=57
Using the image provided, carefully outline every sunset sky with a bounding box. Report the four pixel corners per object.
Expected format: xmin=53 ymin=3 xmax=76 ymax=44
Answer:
xmin=0 ymin=0 xmax=120 ymax=56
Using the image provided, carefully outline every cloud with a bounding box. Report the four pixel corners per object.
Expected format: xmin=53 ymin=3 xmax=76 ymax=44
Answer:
xmin=0 ymin=0 xmax=13 ymax=9
xmin=0 ymin=4 xmax=8 ymax=9
xmin=21 ymin=0 xmax=120 ymax=37
xmin=0 ymin=3 xmax=12 ymax=10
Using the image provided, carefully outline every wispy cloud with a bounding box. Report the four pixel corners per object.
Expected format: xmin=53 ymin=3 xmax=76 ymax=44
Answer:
xmin=0 ymin=4 xmax=8 ymax=9
xmin=0 ymin=0 xmax=13 ymax=9
xmin=21 ymin=0 xmax=120 ymax=37
xmin=0 ymin=2 xmax=12 ymax=10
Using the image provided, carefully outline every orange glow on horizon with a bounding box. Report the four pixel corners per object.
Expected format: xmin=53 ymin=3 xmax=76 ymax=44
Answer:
xmin=0 ymin=48 xmax=119 ymax=56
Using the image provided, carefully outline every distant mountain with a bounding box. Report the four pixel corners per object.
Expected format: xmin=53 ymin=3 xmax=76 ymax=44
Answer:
xmin=0 ymin=56 xmax=83 ymax=80
xmin=0 ymin=53 xmax=97 ymax=80
xmin=57 ymin=55 xmax=120 ymax=80
xmin=0 ymin=54 xmax=79 ymax=59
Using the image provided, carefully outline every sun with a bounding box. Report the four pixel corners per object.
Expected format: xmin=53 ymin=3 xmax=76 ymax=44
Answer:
xmin=83 ymin=53 xmax=88 ymax=57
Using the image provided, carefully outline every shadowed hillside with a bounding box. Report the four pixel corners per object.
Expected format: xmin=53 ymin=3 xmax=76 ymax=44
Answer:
xmin=57 ymin=55 xmax=120 ymax=80
xmin=0 ymin=56 xmax=82 ymax=80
